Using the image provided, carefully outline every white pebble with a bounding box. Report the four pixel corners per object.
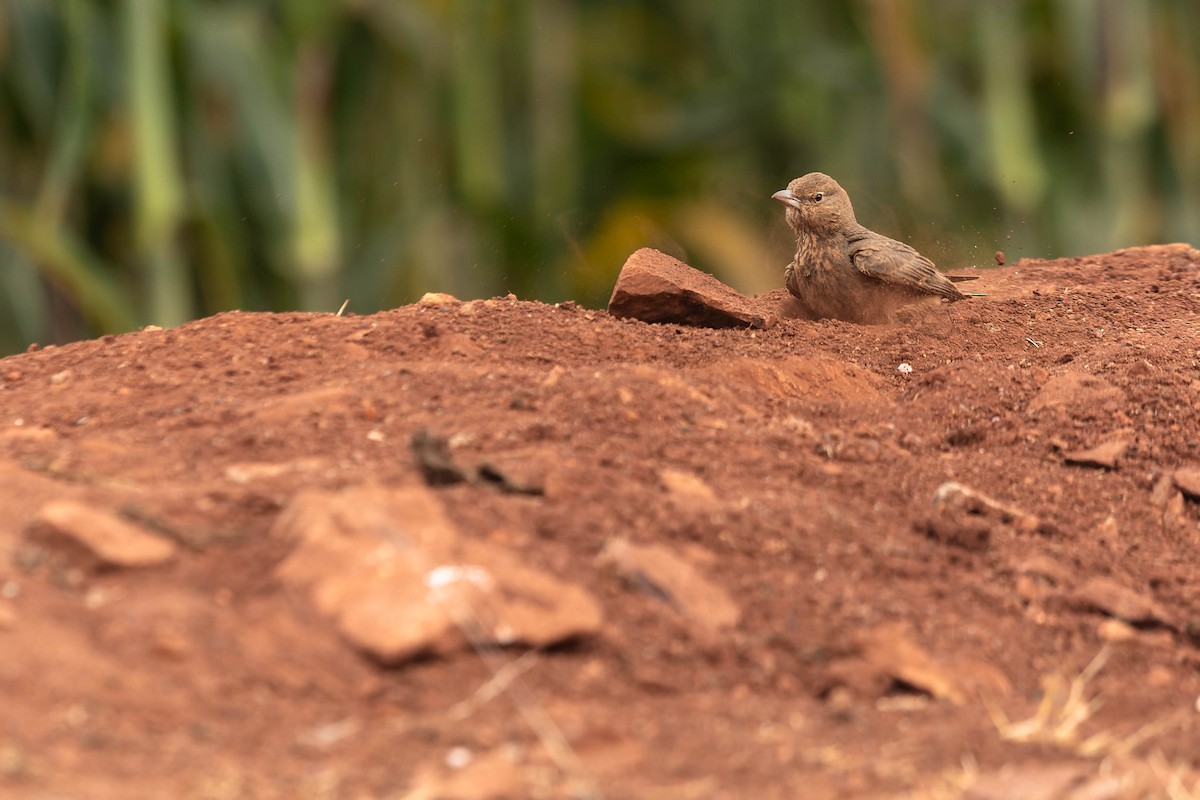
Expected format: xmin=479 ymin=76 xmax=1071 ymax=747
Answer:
xmin=445 ymin=746 xmax=473 ymax=769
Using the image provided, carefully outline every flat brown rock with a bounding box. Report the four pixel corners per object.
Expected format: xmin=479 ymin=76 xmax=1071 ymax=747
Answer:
xmin=1028 ymin=370 xmax=1126 ymax=417
xmin=965 ymin=763 xmax=1091 ymax=800
xmin=825 ymin=623 xmax=1009 ymax=706
xmin=29 ymin=500 xmax=177 ymax=569
xmin=597 ymin=537 xmax=740 ymax=636
xmin=274 ymin=485 xmax=603 ymax=664
xmin=1063 ymin=436 xmax=1131 ymax=469
xmin=1174 ymin=466 xmax=1200 ymax=499
xmin=1068 ymin=576 xmax=1175 ymax=627
xmin=607 ymin=247 xmax=775 ymax=329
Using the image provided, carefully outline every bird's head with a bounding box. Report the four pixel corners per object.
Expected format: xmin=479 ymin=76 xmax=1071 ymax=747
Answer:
xmin=772 ymin=172 xmax=856 ymax=233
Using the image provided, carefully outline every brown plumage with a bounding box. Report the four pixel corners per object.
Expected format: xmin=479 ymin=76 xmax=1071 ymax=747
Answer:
xmin=772 ymin=172 xmax=974 ymax=324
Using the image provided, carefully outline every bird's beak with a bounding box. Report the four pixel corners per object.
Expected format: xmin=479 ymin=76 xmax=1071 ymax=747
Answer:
xmin=772 ymin=189 xmax=802 ymax=210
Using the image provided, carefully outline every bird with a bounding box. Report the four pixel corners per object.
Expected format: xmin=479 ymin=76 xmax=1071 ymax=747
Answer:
xmin=772 ymin=172 xmax=978 ymax=324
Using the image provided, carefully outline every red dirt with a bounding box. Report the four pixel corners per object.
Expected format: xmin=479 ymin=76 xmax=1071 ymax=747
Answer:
xmin=2 ymin=244 xmax=1200 ymax=799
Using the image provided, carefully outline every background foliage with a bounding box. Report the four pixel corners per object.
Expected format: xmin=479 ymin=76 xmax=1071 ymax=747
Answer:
xmin=1 ymin=0 xmax=1198 ymax=354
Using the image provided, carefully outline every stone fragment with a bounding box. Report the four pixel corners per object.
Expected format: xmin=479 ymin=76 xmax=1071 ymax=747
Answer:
xmin=274 ymin=486 xmax=602 ymax=664
xmin=1149 ymin=473 xmax=1177 ymax=508
xmin=294 ymin=718 xmax=362 ymax=753
xmin=402 ymin=747 xmax=525 ymax=800
xmin=1163 ymin=491 xmax=1191 ymax=535
xmin=1014 ymin=555 xmax=1071 ymax=587
xmin=1149 ymin=472 xmax=1191 ymax=533
xmin=1069 ymin=577 xmax=1174 ymax=628
xmin=417 ymin=292 xmax=462 ymax=307
xmin=607 ymin=248 xmax=775 ymax=329
xmin=825 ymin=623 xmax=994 ymax=706
xmin=1095 ymin=514 xmax=1120 ymax=542
xmin=1063 ymin=437 xmax=1131 ymax=469
xmin=932 ymin=482 xmax=1041 ymax=532
xmin=1028 ymin=371 xmax=1126 ymax=417
xmin=921 ymin=509 xmax=991 ymax=552
xmin=223 ymin=458 xmax=323 ymax=484
xmin=596 ymin=538 xmax=739 ymax=636
xmin=968 ymin=759 xmax=1168 ymax=800
xmin=658 ymin=469 xmax=719 ymax=509
xmin=966 ymin=763 xmax=1091 ymax=800
xmin=1173 ymin=467 xmax=1200 ymax=499
xmin=1012 ymin=555 xmax=1072 ymax=604
xmin=1097 ymin=618 xmax=1137 ymax=642
xmin=29 ymin=500 xmax=177 ymax=569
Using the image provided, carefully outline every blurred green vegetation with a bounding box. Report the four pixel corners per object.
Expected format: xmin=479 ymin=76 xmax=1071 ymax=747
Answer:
xmin=2 ymin=1 xmax=1198 ymax=353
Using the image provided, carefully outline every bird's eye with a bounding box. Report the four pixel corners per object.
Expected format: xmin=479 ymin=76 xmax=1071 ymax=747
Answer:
xmin=813 ymin=192 xmax=824 ymax=202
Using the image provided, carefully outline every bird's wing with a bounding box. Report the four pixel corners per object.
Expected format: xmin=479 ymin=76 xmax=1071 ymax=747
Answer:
xmin=847 ymin=230 xmax=964 ymax=300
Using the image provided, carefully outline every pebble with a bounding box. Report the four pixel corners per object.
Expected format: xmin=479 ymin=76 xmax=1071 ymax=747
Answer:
xmin=31 ymin=500 xmax=177 ymax=569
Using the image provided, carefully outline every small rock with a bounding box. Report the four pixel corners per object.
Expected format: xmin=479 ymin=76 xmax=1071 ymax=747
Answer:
xmin=295 ymin=718 xmax=362 ymax=753
xmin=1015 ymin=574 xmax=1050 ymax=604
xmin=1013 ymin=555 xmax=1070 ymax=604
xmin=930 ymin=481 xmax=1041 ymax=535
xmin=1063 ymin=437 xmax=1130 ymax=469
xmin=1173 ymin=467 xmax=1200 ymax=499
xmin=456 ymin=300 xmax=482 ymax=316
xmin=597 ymin=538 xmax=739 ymax=636
xmin=1097 ymin=618 xmax=1137 ymax=642
xmin=29 ymin=500 xmax=177 ymax=569
xmin=1096 ymin=515 xmax=1120 ymax=542
xmin=921 ymin=509 xmax=991 ymax=552
xmin=607 ymin=248 xmax=775 ymax=329
xmin=1163 ymin=490 xmax=1191 ymax=534
xmin=223 ymin=459 xmax=322 ymax=484
xmin=418 ymin=292 xmax=462 ymax=307
xmin=1149 ymin=472 xmax=1177 ymax=508
xmin=275 ymin=486 xmax=602 ymax=664
xmin=1028 ymin=371 xmax=1126 ymax=416
xmin=403 ymin=747 xmax=524 ymax=800
xmin=1013 ymin=555 xmax=1071 ymax=587
xmin=659 ymin=469 xmax=719 ymax=509
xmin=966 ymin=762 xmax=1090 ymax=800
xmin=445 ymin=746 xmax=473 ymax=770
xmin=1127 ymin=359 xmax=1157 ymax=378
xmin=1069 ymin=577 xmax=1174 ymax=628
xmin=1147 ymin=665 xmax=1174 ymax=688
xmin=826 ymin=623 xmax=983 ymax=706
